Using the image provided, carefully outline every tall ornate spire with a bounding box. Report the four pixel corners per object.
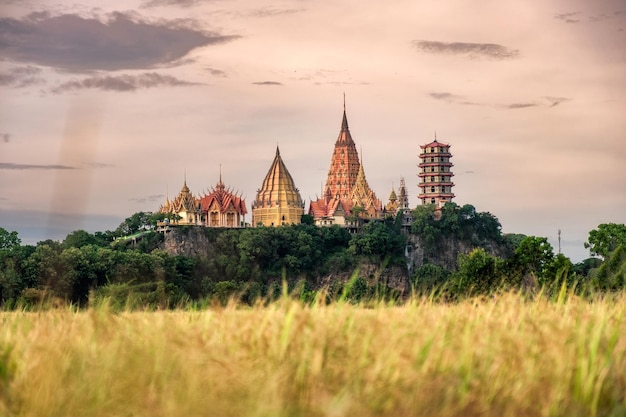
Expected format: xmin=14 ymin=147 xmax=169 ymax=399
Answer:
xmin=309 ymin=97 xmax=383 ymax=225
xmin=341 ymin=93 xmax=349 ymax=131
xmin=325 ymin=99 xmax=360 ymax=199
xmin=337 ymin=96 xmax=353 ymax=144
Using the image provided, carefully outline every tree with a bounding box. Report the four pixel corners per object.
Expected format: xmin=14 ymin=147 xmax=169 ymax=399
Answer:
xmin=592 ymin=245 xmax=626 ymax=291
xmin=62 ymin=230 xmax=100 ymax=249
xmin=0 ymin=228 xmax=20 ymax=250
xmin=511 ymin=236 xmax=554 ymax=279
xmin=348 ymin=221 xmax=405 ymax=263
xmin=411 ymin=204 xmax=439 ymax=247
xmin=300 ymin=214 xmax=315 ymax=225
xmin=115 ymin=212 xmax=155 ymax=236
xmin=584 ymin=223 xmax=626 ymax=259
xmin=449 ymin=248 xmax=504 ymax=296
xmin=411 ymin=263 xmax=449 ymax=290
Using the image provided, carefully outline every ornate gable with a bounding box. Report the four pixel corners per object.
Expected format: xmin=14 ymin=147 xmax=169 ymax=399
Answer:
xmin=197 ymin=173 xmax=247 ymax=227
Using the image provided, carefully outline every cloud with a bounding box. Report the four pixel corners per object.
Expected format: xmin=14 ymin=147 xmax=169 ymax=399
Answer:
xmin=0 ymin=65 xmax=45 ymax=88
xmin=50 ymin=72 xmax=200 ymax=93
xmin=247 ymin=8 xmax=305 ymax=18
xmin=544 ymin=96 xmax=571 ymax=107
xmin=206 ymin=67 xmax=227 ymax=77
xmin=505 ymin=103 xmax=538 ymax=109
xmin=429 ymin=91 xmax=568 ymax=110
xmin=0 ymin=12 xmax=240 ymax=72
xmin=555 ymin=10 xmax=626 ymax=23
xmin=252 ymin=81 xmax=283 ymax=86
xmin=413 ymin=40 xmax=519 ymax=60
xmin=85 ymin=162 xmax=116 ymax=168
xmin=589 ymin=10 xmax=626 ymax=22
xmin=130 ymin=194 xmax=164 ymax=203
xmin=428 ymin=91 xmax=480 ymax=106
xmin=141 ymin=0 xmax=207 ymax=7
xmin=1 ymin=133 xmax=10 ymax=143
xmin=554 ymin=11 xmax=581 ymax=23
xmin=0 ymin=162 xmax=77 ymax=170
xmin=429 ymin=92 xmax=463 ymax=102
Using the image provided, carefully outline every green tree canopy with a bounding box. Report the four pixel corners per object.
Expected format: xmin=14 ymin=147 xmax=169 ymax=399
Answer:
xmin=584 ymin=223 xmax=626 ymax=258
xmin=0 ymin=227 xmax=21 ymax=250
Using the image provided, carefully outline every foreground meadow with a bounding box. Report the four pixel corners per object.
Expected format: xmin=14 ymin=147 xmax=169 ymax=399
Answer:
xmin=1 ymin=293 xmax=625 ymax=417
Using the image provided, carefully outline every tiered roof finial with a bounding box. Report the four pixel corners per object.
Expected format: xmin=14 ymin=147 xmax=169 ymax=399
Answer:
xmin=341 ymin=94 xmax=349 ymax=131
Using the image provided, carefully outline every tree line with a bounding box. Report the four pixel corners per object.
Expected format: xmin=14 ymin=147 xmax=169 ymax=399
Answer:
xmin=0 ymin=204 xmax=624 ymax=308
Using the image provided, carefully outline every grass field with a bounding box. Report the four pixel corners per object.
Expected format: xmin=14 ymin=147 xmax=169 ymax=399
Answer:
xmin=1 ymin=293 xmax=625 ymax=417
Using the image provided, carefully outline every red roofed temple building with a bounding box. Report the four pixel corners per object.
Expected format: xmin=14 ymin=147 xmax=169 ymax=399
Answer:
xmin=198 ymin=173 xmax=247 ymax=227
xmin=418 ymin=135 xmax=455 ymax=208
xmin=309 ymin=103 xmax=382 ymax=227
xmin=158 ymin=172 xmax=247 ymax=228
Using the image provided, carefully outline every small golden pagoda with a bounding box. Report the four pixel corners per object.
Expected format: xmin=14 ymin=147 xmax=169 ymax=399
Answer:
xmin=251 ymin=146 xmax=304 ymax=226
xmin=385 ymin=185 xmax=398 ymax=215
xmin=159 ymin=177 xmax=201 ymax=225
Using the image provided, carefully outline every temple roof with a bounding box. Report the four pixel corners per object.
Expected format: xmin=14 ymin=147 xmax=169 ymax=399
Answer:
xmin=420 ymin=139 xmax=450 ymax=149
xmin=253 ymin=146 xmax=304 ymax=209
xmin=324 ymin=104 xmax=361 ymax=200
xmin=199 ymin=174 xmax=247 ymax=215
xmin=349 ymin=161 xmax=382 ymax=212
xmin=161 ymin=179 xmax=198 ymax=213
xmin=389 ymin=187 xmax=397 ymax=202
xmin=336 ymin=108 xmax=355 ymax=146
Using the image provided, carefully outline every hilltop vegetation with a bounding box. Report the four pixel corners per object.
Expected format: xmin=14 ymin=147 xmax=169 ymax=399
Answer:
xmin=0 ymin=205 xmax=624 ymax=308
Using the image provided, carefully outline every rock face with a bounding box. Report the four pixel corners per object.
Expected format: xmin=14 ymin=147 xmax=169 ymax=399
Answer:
xmin=159 ymin=227 xmax=410 ymax=293
xmin=160 ymin=227 xmax=217 ymax=258
xmin=405 ymin=234 xmax=513 ymax=272
xmin=316 ymin=264 xmax=410 ymax=295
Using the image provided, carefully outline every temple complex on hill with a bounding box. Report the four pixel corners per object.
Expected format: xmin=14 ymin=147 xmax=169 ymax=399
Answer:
xmin=158 ymin=173 xmax=247 ymax=228
xmin=251 ymin=147 xmax=305 ymax=226
xmin=309 ymin=103 xmax=383 ymax=227
xmin=155 ymin=102 xmax=459 ymax=231
xmin=418 ymin=135 xmax=455 ymax=207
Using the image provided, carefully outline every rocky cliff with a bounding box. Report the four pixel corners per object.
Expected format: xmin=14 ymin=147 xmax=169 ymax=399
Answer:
xmin=405 ymin=234 xmax=513 ymax=273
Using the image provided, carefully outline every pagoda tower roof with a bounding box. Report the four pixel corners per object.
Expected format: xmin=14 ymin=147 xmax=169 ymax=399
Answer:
xmin=253 ymin=146 xmax=304 ymax=209
xmin=323 ymin=102 xmax=361 ymax=200
xmin=349 ymin=159 xmax=382 ymax=213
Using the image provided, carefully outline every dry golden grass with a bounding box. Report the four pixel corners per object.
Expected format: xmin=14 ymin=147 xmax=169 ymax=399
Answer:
xmin=1 ymin=293 xmax=626 ymax=417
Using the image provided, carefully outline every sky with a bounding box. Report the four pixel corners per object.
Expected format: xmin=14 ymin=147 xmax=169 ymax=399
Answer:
xmin=0 ymin=0 xmax=624 ymax=262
